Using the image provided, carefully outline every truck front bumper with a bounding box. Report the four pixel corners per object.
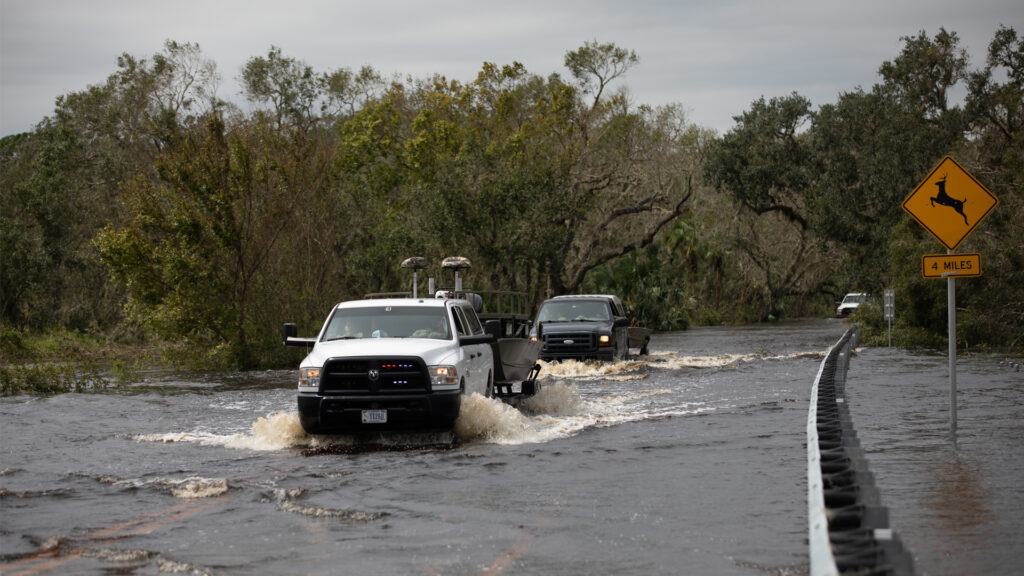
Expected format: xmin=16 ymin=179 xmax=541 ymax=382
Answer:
xmin=297 ymin=390 xmax=461 ymax=434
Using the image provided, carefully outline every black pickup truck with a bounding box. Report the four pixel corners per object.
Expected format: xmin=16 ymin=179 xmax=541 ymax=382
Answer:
xmin=529 ymin=294 xmax=651 ymax=362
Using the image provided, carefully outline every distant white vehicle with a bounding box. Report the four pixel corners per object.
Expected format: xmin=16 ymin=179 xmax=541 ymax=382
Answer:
xmin=835 ymin=292 xmax=868 ymax=318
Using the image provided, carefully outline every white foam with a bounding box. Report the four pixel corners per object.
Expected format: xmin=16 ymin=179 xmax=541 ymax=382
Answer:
xmin=538 ymin=359 xmax=645 ymax=379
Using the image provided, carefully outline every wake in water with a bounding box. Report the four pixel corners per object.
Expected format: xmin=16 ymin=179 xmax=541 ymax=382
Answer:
xmin=131 ymin=384 xmax=587 ymax=451
xmin=131 ymin=351 xmax=780 ymax=453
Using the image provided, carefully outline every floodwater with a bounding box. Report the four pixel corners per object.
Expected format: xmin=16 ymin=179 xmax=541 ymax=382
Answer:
xmin=1 ymin=320 xmax=1020 ymax=575
xmin=843 ymin=347 xmax=1024 ymax=576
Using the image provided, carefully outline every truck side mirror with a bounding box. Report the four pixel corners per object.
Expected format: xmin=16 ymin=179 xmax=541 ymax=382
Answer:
xmin=282 ymin=323 xmax=298 ymax=344
xmin=613 ymin=317 xmax=630 ymax=328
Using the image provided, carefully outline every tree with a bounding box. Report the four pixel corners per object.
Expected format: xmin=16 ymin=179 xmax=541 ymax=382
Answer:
xmin=242 ymin=46 xmax=323 ymax=133
xmin=703 ymin=93 xmax=814 ymax=230
xmin=564 ymin=40 xmax=639 ymax=109
xmin=548 ymin=42 xmax=695 ymax=295
xmin=808 ymin=88 xmax=934 ymax=294
xmin=701 ymin=93 xmax=827 ymax=319
xmin=334 ymin=45 xmax=698 ymax=303
xmin=95 ymin=115 xmax=303 ymax=367
xmin=1 ymin=41 xmax=221 ymax=330
xmin=806 ymin=29 xmax=971 ymax=300
xmin=560 ymin=103 xmax=697 ymax=292
xmin=967 ymin=25 xmax=1023 ymax=154
xmin=322 ymin=65 xmax=387 ymax=119
xmin=878 ymin=28 xmax=968 ymax=121
xmin=958 ymin=25 xmax=1024 ymax=348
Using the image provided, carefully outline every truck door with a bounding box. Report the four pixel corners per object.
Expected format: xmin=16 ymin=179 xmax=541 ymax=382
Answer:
xmin=457 ymin=304 xmax=491 ymax=394
xmin=610 ymin=300 xmax=630 ymax=359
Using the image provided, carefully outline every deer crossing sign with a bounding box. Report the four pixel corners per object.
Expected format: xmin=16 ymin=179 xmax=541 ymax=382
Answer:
xmin=902 ymin=156 xmax=998 ymax=250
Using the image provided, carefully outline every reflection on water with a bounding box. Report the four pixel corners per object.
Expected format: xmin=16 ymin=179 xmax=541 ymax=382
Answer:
xmin=926 ymin=454 xmax=994 ymax=538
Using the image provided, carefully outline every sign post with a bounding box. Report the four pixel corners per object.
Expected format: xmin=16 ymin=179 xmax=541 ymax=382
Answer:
xmin=902 ymin=156 xmax=997 ymax=437
xmin=946 ymin=251 xmax=957 ymax=436
xmin=883 ymin=289 xmax=894 ymax=347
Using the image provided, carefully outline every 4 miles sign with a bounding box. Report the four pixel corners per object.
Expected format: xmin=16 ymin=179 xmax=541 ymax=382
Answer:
xmin=922 ymin=253 xmax=982 ymax=278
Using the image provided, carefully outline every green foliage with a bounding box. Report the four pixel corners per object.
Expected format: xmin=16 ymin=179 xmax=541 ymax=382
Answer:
xmin=95 ymin=114 xmax=312 ymax=368
xmin=704 ymin=93 xmax=814 ymax=228
xmin=564 ymin=40 xmax=639 ymax=103
xmin=0 ymin=40 xmax=219 ymax=332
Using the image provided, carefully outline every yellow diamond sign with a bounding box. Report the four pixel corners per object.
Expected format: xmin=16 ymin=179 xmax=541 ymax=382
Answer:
xmin=902 ymin=156 xmax=998 ymax=250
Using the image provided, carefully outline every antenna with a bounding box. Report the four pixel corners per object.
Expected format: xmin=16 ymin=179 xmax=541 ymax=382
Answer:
xmin=441 ymin=256 xmax=471 ymax=293
xmin=400 ymin=256 xmax=429 ymax=298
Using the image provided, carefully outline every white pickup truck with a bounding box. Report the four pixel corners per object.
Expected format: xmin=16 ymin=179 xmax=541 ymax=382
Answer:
xmin=283 ymin=296 xmax=496 ymax=434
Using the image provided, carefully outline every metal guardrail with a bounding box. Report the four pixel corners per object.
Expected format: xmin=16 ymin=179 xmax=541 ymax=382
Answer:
xmin=807 ymin=328 xmax=916 ymax=576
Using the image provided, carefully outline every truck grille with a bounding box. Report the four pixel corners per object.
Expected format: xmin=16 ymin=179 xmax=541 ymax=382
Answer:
xmin=541 ymin=331 xmax=597 ymax=355
xmin=320 ymin=357 xmax=429 ymax=394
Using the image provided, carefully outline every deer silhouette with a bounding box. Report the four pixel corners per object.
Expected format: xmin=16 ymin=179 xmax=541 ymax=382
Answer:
xmin=930 ymin=173 xmax=969 ymax=225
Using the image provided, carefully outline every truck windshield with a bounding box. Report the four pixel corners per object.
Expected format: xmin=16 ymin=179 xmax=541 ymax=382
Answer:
xmin=536 ymin=301 xmax=611 ymax=323
xmin=322 ymin=307 xmax=451 ymax=340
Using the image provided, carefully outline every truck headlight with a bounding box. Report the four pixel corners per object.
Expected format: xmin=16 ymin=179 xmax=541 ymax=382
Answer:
xmin=299 ymin=367 xmax=321 ymax=390
xmin=428 ymin=365 xmax=458 ymax=389
xmin=598 ymin=334 xmax=612 ymax=346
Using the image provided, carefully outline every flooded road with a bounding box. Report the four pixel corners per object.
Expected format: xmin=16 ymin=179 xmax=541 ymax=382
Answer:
xmin=1 ymin=320 xmax=1020 ymax=575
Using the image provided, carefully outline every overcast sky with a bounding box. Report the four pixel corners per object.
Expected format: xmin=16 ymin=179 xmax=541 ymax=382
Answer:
xmin=1 ymin=0 xmax=1019 ymax=137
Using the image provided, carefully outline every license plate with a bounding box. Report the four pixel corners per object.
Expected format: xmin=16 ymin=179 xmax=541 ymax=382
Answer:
xmin=361 ymin=409 xmax=387 ymax=424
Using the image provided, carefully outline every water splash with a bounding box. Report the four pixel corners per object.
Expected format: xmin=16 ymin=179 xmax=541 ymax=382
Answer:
xmin=522 ymin=382 xmax=582 ymax=416
xmin=132 ymin=412 xmax=315 ymax=451
xmin=538 ymin=359 xmax=645 ymax=379
xmin=453 ymin=393 xmax=532 ymax=441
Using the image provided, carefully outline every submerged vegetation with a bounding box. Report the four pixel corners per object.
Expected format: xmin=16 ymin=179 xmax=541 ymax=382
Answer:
xmin=2 ymin=28 xmax=1022 ymax=385
xmin=0 ymin=326 xmax=151 ymax=394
